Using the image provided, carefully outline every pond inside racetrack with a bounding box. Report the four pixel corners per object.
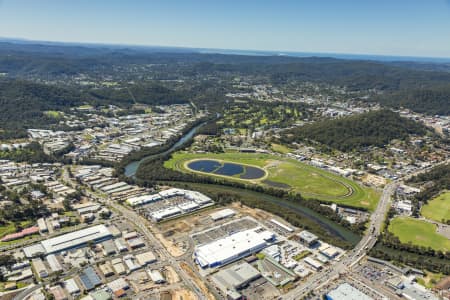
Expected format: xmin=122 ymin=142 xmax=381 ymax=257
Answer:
xmin=187 ymin=159 xmax=266 ymax=180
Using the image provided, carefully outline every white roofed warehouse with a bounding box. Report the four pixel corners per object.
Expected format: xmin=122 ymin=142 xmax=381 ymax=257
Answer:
xmin=23 ymin=225 xmax=112 ymax=257
xmin=194 ymin=227 xmax=275 ymax=268
xmin=41 ymin=224 xmax=112 ymax=254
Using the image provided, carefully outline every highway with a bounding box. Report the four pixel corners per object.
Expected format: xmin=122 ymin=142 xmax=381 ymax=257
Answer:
xmin=59 ymin=161 xmax=448 ymax=300
xmin=107 ymin=201 xmax=208 ymax=299
xmin=283 ymin=160 xmax=450 ymax=299
xmin=283 ymin=181 xmax=397 ymax=300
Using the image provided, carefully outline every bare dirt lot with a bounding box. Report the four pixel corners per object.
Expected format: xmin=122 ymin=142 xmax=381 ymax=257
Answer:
xmin=171 ymin=289 xmax=198 ymax=300
xmin=164 ymin=265 xmax=181 ymax=284
xmin=155 ymin=232 xmax=185 ymax=257
xmin=181 ymin=262 xmax=215 ymax=300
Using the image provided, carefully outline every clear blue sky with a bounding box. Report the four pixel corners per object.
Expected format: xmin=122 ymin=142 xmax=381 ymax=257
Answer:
xmin=1 ymin=0 xmax=450 ymax=58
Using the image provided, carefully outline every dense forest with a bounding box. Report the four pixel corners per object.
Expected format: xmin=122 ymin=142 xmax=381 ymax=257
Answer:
xmin=2 ymin=41 xmax=450 ymax=114
xmin=87 ymin=84 xmax=187 ymax=107
xmin=0 ymin=78 xmax=192 ymax=139
xmin=281 ymin=110 xmax=428 ymax=152
xmin=375 ymin=86 xmax=450 ymax=115
xmin=0 ymin=79 xmax=86 ymax=138
xmin=3 ymin=41 xmax=450 ymax=90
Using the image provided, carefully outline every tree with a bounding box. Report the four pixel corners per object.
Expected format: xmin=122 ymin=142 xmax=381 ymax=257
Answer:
xmin=62 ymin=198 xmax=72 ymax=212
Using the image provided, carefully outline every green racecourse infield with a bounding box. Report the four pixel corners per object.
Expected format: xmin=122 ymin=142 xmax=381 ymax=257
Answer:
xmin=164 ymin=152 xmax=379 ymax=211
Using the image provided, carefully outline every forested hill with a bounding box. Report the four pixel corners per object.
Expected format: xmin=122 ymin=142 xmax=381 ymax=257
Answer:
xmin=2 ymin=41 xmax=450 ymax=115
xmin=375 ymin=86 xmax=450 ymax=115
xmin=0 ymin=79 xmax=85 ymax=138
xmin=3 ymin=41 xmax=450 ymax=92
xmin=281 ymin=110 xmax=428 ymax=152
xmin=0 ymin=78 xmax=189 ymax=139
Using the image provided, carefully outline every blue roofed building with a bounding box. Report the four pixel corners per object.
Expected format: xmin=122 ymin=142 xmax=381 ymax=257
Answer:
xmin=79 ymin=266 xmax=102 ymax=291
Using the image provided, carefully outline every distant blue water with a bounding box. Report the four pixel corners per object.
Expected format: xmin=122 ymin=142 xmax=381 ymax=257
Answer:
xmin=3 ymin=37 xmax=450 ymax=63
xmin=197 ymin=48 xmax=450 ymax=63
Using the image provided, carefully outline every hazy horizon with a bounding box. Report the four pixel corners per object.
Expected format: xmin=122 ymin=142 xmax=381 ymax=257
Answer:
xmin=1 ymin=0 xmax=450 ymax=59
xmin=2 ymin=36 xmax=450 ymax=63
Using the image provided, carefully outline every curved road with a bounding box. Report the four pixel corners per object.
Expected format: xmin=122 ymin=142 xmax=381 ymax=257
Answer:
xmin=284 ymin=159 xmax=450 ymax=299
xmin=283 ymin=181 xmax=397 ymax=299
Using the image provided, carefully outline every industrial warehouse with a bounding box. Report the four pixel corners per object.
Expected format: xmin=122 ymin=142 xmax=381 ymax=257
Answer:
xmin=23 ymin=224 xmax=112 ymax=257
xmin=127 ymin=188 xmax=214 ymax=222
xmin=194 ymin=227 xmax=275 ymax=268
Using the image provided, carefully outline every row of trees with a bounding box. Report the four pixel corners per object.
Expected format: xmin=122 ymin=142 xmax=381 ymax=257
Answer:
xmin=0 ymin=142 xmax=55 ymax=163
xmin=128 ymin=154 xmax=366 ymax=245
xmin=369 ymin=243 xmax=450 ymax=275
xmin=408 ymin=163 xmax=450 ymax=202
xmin=373 ymin=208 xmax=450 ymax=274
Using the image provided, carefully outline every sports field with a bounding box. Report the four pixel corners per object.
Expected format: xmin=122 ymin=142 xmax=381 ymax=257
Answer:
xmin=388 ymin=217 xmax=450 ymax=252
xmin=421 ymin=191 xmax=450 ymax=223
xmin=164 ymin=151 xmax=379 ymax=210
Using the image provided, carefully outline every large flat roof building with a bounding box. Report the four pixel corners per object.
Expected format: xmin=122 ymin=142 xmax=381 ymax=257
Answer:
xmin=79 ymin=266 xmax=102 ymax=291
xmin=212 ymin=262 xmax=261 ymax=294
xmin=23 ymin=225 xmax=112 ymax=257
xmin=210 ymin=208 xmax=236 ymax=221
xmin=194 ymin=227 xmax=275 ymax=268
xmin=46 ymin=254 xmax=63 ymax=273
xmin=32 ymin=258 xmax=48 ymax=279
xmin=41 ymin=224 xmax=111 ymax=254
xmin=297 ymin=230 xmax=319 ymax=247
xmin=326 ymin=283 xmax=373 ymax=300
xmin=64 ymin=278 xmax=80 ymax=295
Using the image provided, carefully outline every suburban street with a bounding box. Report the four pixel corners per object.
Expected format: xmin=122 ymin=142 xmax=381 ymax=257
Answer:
xmin=62 ymin=168 xmax=209 ymax=300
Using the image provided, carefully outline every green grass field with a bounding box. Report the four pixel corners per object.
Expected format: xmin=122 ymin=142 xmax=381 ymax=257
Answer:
xmin=416 ymin=271 xmax=446 ymax=289
xmin=270 ymin=143 xmax=291 ymax=154
xmin=421 ymin=191 xmax=450 ymax=223
xmin=388 ymin=217 xmax=450 ymax=252
xmin=44 ymin=110 xmax=63 ymax=119
xmin=165 ymin=151 xmax=379 ymax=210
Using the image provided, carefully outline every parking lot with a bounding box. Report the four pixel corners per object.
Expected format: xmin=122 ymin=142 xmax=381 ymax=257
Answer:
xmin=191 ymin=217 xmax=258 ymax=245
xmin=356 ymin=263 xmax=391 ymax=283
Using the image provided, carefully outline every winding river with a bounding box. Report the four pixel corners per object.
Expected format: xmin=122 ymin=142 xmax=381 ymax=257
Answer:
xmin=123 ymin=122 xmax=361 ymax=244
xmin=124 ymin=122 xmax=206 ymax=177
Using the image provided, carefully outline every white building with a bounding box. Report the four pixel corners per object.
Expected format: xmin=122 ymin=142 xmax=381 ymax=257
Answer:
xmin=23 ymin=225 xmax=112 ymax=257
xmin=46 ymin=254 xmax=63 ymax=273
xmin=194 ymin=227 xmax=275 ymax=268
xmin=327 ymin=283 xmax=373 ymax=300
xmin=37 ymin=218 xmax=48 ymax=233
xmin=210 ymin=208 xmax=236 ymax=221
xmin=64 ymin=278 xmax=80 ymax=295
xmin=148 ymin=270 xmax=165 ymax=284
